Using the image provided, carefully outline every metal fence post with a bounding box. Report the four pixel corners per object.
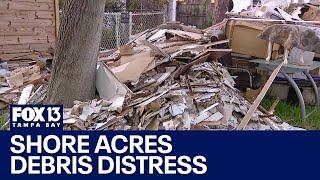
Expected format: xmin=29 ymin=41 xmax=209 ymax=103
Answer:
xmin=129 ymin=12 xmax=132 ymax=41
xmin=102 ymin=11 xmax=166 ymax=50
xmin=163 ymin=11 xmax=166 ymax=23
xmin=115 ymin=13 xmax=120 ymax=47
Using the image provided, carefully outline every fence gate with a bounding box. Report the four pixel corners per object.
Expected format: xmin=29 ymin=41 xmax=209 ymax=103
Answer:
xmin=101 ymin=12 xmax=166 ymax=50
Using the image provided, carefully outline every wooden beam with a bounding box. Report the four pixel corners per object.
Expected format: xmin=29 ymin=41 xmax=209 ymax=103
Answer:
xmin=54 ymin=0 xmax=60 ymax=39
xmin=237 ymin=62 xmax=284 ymax=130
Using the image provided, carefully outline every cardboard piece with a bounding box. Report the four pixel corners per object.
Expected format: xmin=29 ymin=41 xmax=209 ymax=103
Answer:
xmin=111 ymin=49 xmax=155 ymax=83
xmin=226 ymin=20 xmax=280 ymax=59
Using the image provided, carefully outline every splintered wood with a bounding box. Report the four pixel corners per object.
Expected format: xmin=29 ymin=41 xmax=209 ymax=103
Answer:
xmin=64 ymin=22 xmax=302 ymax=131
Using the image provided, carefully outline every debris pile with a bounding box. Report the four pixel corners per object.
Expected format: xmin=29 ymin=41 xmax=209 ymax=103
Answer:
xmin=229 ymin=0 xmax=320 ymax=22
xmin=0 ymin=50 xmax=52 ymax=108
xmin=2 ymin=0 xmax=315 ymax=130
xmin=63 ymin=22 xmax=303 ymax=131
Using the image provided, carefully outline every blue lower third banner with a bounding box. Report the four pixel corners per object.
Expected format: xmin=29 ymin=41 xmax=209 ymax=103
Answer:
xmin=0 ymin=105 xmax=319 ymax=179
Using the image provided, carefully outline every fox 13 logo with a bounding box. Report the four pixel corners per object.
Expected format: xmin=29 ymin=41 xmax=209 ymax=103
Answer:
xmin=10 ymin=105 xmax=63 ymax=131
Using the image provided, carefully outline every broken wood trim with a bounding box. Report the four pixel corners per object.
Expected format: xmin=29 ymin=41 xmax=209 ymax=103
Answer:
xmin=207 ymin=49 xmax=232 ymax=52
xmin=238 ymin=62 xmax=284 ymax=130
xmin=173 ymin=48 xmax=232 ymax=79
xmin=173 ymin=53 xmax=211 ymax=79
xmin=268 ymin=97 xmax=281 ymax=115
xmin=204 ymin=39 xmax=230 ymax=48
xmin=126 ymin=29 xmax=150 ymax=45
xmin=140 ymin=40 xmax=170 ymax=58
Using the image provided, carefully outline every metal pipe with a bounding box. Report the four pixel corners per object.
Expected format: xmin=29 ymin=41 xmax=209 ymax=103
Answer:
xmin=304 ymin=72 xmax=319 ymax=107
xmin=281 ymin=72 xmax=307 ymax=121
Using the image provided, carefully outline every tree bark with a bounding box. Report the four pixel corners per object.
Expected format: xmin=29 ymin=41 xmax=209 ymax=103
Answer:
xmin=214 ymin=0 xmax=230 ymax=23
xmin=46 ymin=0 xmax=105 ymax=107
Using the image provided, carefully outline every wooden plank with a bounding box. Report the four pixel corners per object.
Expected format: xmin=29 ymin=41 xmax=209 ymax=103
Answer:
xmin=0 ymin=36 xmax=19 ymax=45
xmin=19 ymin=35 xmax=48 ymax=44
xmin=10 ymin=18 xmax=53 ymax=27
xmin=0 ymin=2 xmax=9 ymax=10
xmin=29 ymin=42 xmax=53 ymax=51
xmin=36 ymin=11 xmax=55 ymax=19
xmin=237 ymin=62 xmax=285 ymax=130
xmin=0 ymin=10 xmax=36 ymax=19
xmin=0 ymin=27 xmax=46 ymax=36
xmin=8 ymin=2 xmax=52 ymax=11
xmin=0 ymin=44 xmax=30 ymax=54
xmin=54 ymin=0 xmax=60 ymax=38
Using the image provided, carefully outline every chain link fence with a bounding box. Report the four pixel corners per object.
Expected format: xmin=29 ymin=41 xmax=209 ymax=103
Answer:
xmin=101 ymin=11 xmax=166 ymax=50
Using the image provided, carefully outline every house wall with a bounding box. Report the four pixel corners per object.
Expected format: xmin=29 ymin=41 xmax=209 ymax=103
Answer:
xmin=0 ymin=0 xmax=58 ymax=60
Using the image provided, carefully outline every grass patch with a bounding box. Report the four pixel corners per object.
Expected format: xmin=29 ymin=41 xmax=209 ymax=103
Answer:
xmin=0 ymin=112 xmax=9 ymax=130
xmin=262 ymin=96 xmax=320 ymax=130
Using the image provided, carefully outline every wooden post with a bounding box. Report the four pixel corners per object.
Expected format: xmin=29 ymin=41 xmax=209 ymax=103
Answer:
xmin=54 ymin=0 xmax=60 ymax=39
xmin=168 ymin=0 xmax=177 ymax=22
xmin=238 ymin=62 xmax=285 ymax=130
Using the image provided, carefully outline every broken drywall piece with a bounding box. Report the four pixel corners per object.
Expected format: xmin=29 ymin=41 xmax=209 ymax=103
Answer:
xmin=276 ymin=8 xmax=294 ymax=21
xmin=148 ymin=29 xmax=167 ymax=42
xmin=207 ymin=112 xmax=224 ymax=122
xmin=181 ymin=112 xmax=192 ymax=130
xmin=169 ymin=103 xmax=188 ymax=117
xmin=193 ymin=111 xmax=211 ymax=125
xmin=79 ymin=105 xmax=95 ymax=121
xmin=231 ymin=0 xmax=252 ymax=13
xmin=0 ymin=62 xmax=9 ymax=77
xmin=108 ymin=96 xmax=125 ymax=113
xmin=18 ymin=84 xmax=34 ymax=105
xmin=96 ymin=63 xmax=131 ymax=100
xmin=163 ymin=119 xmax=180 ymax=130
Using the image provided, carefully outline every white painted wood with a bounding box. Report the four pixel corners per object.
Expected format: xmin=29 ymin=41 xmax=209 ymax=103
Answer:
xmin=18 ymin=85 xmax=34 ymax=105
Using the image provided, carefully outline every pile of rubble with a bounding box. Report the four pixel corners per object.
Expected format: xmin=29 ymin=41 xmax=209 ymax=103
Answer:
xmin=229 ymin=0 xmax=320 ymax=22
xmin=2 ymin=0 xmax=314 ymax=130
xmin=0 ymin=50 xmax=52 ymax=109
xmin=63 ymin=22 xmax=303 ymax=131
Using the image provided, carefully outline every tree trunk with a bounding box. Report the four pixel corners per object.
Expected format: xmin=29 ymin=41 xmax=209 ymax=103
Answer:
xmin=46 ymin=0 xmax=105 ymax=107
xmin=214 ymin=0 xmax=230 ymax=23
